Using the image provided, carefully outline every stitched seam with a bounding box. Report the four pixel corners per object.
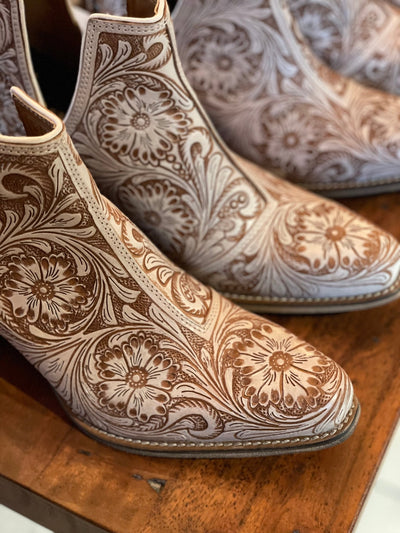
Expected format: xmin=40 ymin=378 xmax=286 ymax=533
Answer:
xmin=60 ymin=145 xmax=218 ymax=335
xmin=223 ymin=274 xmax=400 ymax=304
xmin=91 ymin=18 xmax=167 ymax=35
xmin=0 ymin=140 xmax=62 ymax=155
xmin=74 ymin=402 xmax=357 ymax=449
xmin=66 ymin=17 xmax=167 ymax=131
xmin=300 ymin=176 xmax=400 ymax=191
xmin=10 ymin=1 xmax=40 ymax=99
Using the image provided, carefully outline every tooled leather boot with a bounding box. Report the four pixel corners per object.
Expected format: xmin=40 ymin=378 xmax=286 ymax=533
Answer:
xmin=65 ymin=0 xmax=400 ymax=312
xmin=172 ymin=0 xmax=400 ymax=195
xmin=288 ymin=0 xmax=400 ymax=95
xmin=2 ymin=0 xmax=400 ymax=313
xmin=0 ymin=87 xmax=359 ymax=456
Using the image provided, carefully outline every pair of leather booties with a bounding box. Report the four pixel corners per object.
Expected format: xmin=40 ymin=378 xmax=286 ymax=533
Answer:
xmin=0 ymin=0 xmax=399 ymax=457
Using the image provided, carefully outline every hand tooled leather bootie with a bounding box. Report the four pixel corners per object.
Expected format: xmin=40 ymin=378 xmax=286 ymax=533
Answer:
xmin=2 ymin=0 xmax=400 ymax=313
xmin=288 ymin=0 xmax=400 ymax=95
xmin=172 ymin=0 xmax=400 ymax=196
xmin=0 ymin=88 xmax=359 ymax=457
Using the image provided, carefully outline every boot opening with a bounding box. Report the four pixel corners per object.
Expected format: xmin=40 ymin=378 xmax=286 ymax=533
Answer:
xmin=126 ymin=0 xmax=159 ymax=18
xmin=23 ymin=0 xmax=81 ymax=115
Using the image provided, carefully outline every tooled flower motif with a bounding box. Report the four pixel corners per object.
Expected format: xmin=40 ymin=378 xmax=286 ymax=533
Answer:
xmin=260 ymin=109 xmax=322 ymax=176
xmin=232 ymin=323 xmax=333 ymax=411
xmin=290 ymin=203 xmax=380 ymax=271
xmin=3 ymin=255 xmax=88 ymax=330
xmin=95 ymin=334 xmax=179 ymax=421
xmin=100 ymin=85 xmax=191 ymax=165
xmin=293 ymin=7 xmax=341 ymax=63
xmin=187 ymin=28 xmax=261 ymax=98
xmin=119 ymin=180 xmax=195 ymax=256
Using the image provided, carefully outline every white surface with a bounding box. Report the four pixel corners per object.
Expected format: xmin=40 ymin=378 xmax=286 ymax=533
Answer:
xmin=1 ymin=420 xmax=399 ymax=532
xmin=354 ymin=420 xmax=400 ymax=533
xmin=0 ymin=505 xmax=52 ymax=533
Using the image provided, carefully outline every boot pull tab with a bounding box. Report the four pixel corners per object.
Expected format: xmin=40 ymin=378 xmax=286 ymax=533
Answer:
xmin=11 ymin=88 xmax=56 ymax=137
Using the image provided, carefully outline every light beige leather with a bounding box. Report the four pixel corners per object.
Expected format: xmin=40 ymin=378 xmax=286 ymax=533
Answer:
xmin=64 ymin=0 xmax=400 ymax=311
xmin=1 ymin=0 xmax=400 ymax=313
xmin=288 ymin=0 xmax=400 ymax=96
xmin=173 ymin=0 xmax=400 ymax=196
xmin=0 ymin=88 xmax=359 ymax=457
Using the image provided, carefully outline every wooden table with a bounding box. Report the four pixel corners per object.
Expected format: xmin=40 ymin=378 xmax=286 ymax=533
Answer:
xmin=1 ymin=193 xmax=399 ymax=533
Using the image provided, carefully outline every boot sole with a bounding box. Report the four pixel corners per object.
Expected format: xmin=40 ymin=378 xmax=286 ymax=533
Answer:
xmin=225 ymin=276 xmax=400 ymax=315
xmin=60 ymin=397 xmax=360 ymax=459
xmin=304 ymin=180 xmax=400 ymax=198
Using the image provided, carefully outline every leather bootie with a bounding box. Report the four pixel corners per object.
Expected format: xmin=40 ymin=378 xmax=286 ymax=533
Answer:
xmin=288 ymin=0 xmax=400 ymax=96
xmin=2 ymin=0 xmax=400 ymax=314
xmin=0 ymin=87 xmax=359 ymax=457
xmin=172 ymin=0 xmax=400 ymax=196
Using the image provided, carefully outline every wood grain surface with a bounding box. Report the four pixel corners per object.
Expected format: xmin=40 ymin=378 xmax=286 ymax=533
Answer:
xmin=0 ymin=192 xmax=399 ymax=533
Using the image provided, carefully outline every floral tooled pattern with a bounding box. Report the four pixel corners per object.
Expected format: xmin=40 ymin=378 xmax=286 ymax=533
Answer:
xmin=63 ymin=2 xmax=400 ymax=303
xmin=0 ymin=2 xmax=22 ymax=135
xmin=0 ymin=152 xmax=208 ymax=441
xmin=0 ymin=116 xmax=355 ymax=446
xmin=174 ymin=0 xmax=400 ymax=191
xmin=288 ymin=0 xmax=400 ymax=95
xmin=68 ymin=22 xmax=265 ymax=290
xmin=170 ymin=271 xmax=211 ymax=318
xmin=3 ymin=255 xmax=88 ymax=331
xmin=0 ymin=1 xmax=40 ymax=135
xmin=260 ymin=108 xmax=325 ymax=177
xmin=95 ymin=334 xmax=179 ymax=421
xmin=187 ymin=27 xmax=262 ymax=99
xmin=0 ymin=143 xmax=352 ymax=442
xmin=290 ymin=204 xmax=381 ymax=272
xmin=119 ymin=180 xmax=195 ymax=256
xmin=231 ymin=323 xmax=333 ymax=412
xmin=118 ymin=215 xmax=213 ymax=319
xmin=101 ymin=86 xmax=191 ymax=165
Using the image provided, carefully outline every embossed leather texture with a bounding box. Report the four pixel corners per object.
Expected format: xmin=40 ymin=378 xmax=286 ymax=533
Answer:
xmin=288 ymin=0 xmax=400 ymax=96
xmin=82 ymin=0 xmax=400 ymax=96
xmin=173 ymin=0 xmax=400 ymax=195
xmin=0 ymin=88 xmax=359 ymax=457
xmin=0 ymin=0 xmax=43 ymax=135
xmin=83 ymin=0 xmax=126 ymax=15
xmin=1 ymin=0 xmax=400 ymax=313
